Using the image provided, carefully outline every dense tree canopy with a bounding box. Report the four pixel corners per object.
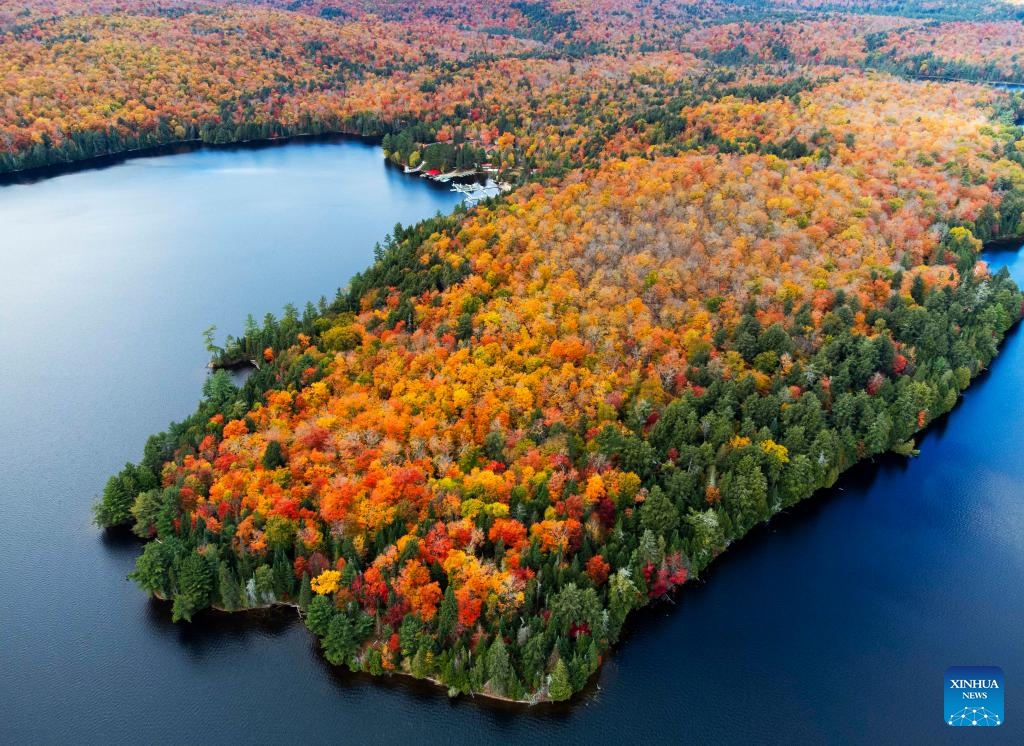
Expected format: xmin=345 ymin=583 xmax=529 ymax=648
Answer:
xmin=59 ymin=0 xmax=1024 ymax=703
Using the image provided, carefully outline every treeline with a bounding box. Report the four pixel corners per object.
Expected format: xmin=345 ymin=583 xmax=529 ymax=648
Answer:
xmin=94 ymin=360 xmax=304 ymax=531
xmin=977 ymin=105 xmax=1024 ymax=240
xmin=382 ymin=127 xmax=491 ymax=173
xmin=0 ymin=110 xmax=413 ymax=174
xmin=337 ymin=213 xmax=471 ymax=317
xmin=102 ymin=213 xmax=473 ymax=527
xmin=605 ymin=262 xmax=1020 ymax=577
xmin=206 ymin=301 xmax=326 ymax=369
xmin=0 ymin=119 xmax=344 ymax=175
xmin=743 ymin=0 xmax=1024 ymax=22
xmin=864 ymin=49 xmax=1024 ymax=86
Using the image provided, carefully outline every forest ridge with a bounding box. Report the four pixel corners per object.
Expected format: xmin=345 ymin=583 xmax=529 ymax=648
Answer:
xmin=20 ymin=0 xmax=1022 ymax=702
xmin=3 ymin=0 xmax=1024 ymax=173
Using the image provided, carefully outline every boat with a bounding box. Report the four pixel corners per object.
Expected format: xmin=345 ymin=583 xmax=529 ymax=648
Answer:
xmin=451 ymin=178 xmax=502 ymax=203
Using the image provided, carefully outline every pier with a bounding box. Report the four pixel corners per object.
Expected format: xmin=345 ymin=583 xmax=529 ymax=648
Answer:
xmin=451 ymin=178 xmax=504 ymax=204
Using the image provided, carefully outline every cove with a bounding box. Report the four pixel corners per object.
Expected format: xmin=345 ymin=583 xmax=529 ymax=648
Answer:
xmin=0 ymin=140 xmax=1021 ymax=743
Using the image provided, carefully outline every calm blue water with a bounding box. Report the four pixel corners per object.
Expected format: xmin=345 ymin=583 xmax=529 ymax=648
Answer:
xmin=0 ymin=142 xmax=1021 ymax=744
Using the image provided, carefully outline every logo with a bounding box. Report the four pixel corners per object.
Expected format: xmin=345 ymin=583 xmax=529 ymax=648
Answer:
xmin=945 ymin=666 xmax=1003 ymax=726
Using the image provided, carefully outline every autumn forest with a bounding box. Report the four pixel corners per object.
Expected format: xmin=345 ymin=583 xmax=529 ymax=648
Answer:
xmin=19 ymin=0 xmax=1020 ymax=702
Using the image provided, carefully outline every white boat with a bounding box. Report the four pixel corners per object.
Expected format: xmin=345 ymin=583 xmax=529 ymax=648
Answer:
xmin=451 ymin=178 xmax=502 ymax=203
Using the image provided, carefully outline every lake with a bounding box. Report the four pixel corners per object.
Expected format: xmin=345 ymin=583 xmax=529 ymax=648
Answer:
xmin=1 ymin=140 xmax=1021 ymax=743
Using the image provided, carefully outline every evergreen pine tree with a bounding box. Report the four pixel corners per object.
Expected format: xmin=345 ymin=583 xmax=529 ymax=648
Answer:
xmin=218 ymin=561 xmax=241 ymax=611
xmin=548 ymin=658 xmax=573 ymax=701
xmin=436 ymin=585 xmax=458 ymax=641
xmin=272 ymin=549 xmax=295 ymax=599
xmin=487 ymin=636 xmax=513 ymax=696
xmin=297 ymin=572 xmax=312 ymax=610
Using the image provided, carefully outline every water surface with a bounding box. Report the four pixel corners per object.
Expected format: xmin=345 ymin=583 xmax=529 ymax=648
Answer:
xmin=0 ymin=143 xmax=1021 ymax=743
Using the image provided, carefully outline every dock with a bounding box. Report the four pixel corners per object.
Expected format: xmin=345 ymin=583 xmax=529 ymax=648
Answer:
xmin=451 ymin=178 xmax=504 ymax=204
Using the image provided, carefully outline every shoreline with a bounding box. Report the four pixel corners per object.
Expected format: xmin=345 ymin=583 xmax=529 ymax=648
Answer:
xmin=3 ymin=73 xmax=1020 ymax=186
xmin=141 ymin=237 xmax=1023 ymax=707
xmin=0 ymin=130 xmax=386 ymax=185
xmin=149 ymin=591 xmax=545 ymax=705
xmin=89 ymin=126 xmax=1023 ymax=705
xmin=982 ymin=235 xmax=1024 ymax=251
xmin=0 ymin=129 xmax=499 ymax=190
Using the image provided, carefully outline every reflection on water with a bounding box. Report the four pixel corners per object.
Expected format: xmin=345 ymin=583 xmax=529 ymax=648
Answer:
xmin=144 ymin=598 xmax=299 ymax=652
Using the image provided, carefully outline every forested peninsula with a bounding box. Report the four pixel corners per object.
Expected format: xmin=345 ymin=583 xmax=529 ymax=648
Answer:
xmin=32 ymin=0 xmax=1022 ymax=703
